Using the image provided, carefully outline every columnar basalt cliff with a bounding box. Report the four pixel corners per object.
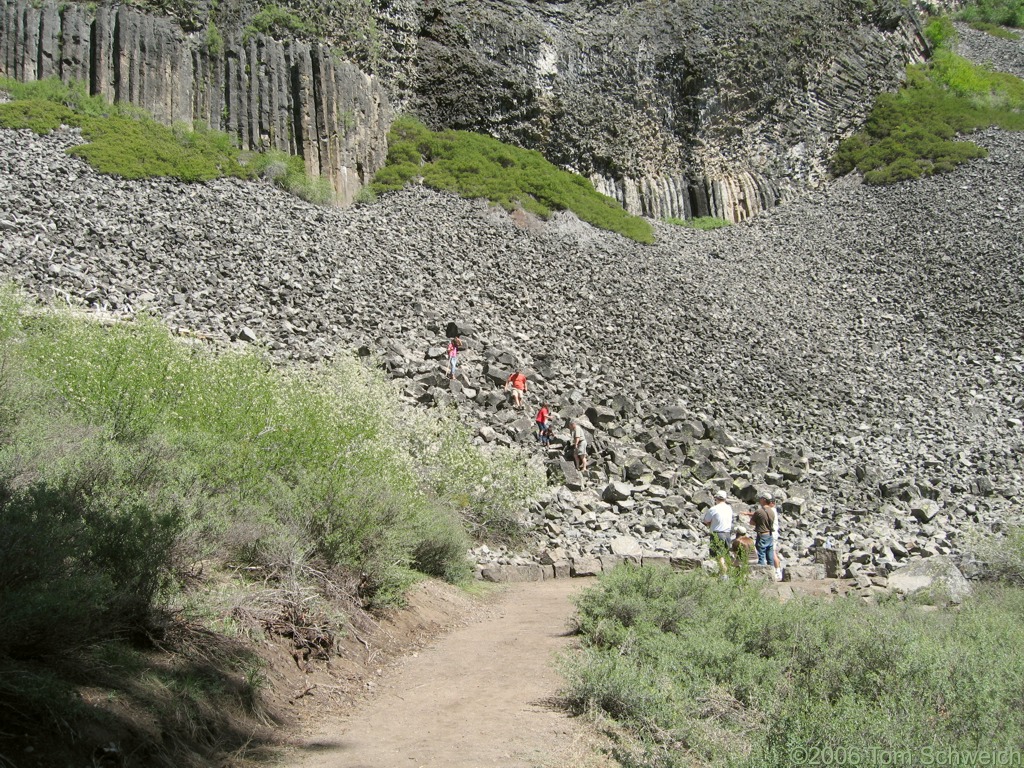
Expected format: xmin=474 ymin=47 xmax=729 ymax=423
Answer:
xmin=403 ymin=0 xmax=934 ymax=222
xmin=0 ymin=0 xmax=391 ymax=204
xmin=1 ymin=0 xmax=963 ymax=218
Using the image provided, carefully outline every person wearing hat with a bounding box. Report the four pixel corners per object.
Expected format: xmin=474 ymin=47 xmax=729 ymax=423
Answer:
xmin=702 ymin=489 xmax=734 ymax=574
xmin=749 ymin=491 xmax=777 ymax=569
xmin=730 ymin=523 xmax=754 ymax=568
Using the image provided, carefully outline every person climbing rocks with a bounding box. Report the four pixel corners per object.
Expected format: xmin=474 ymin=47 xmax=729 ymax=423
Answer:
xmin=446 ymin=336 xmax=462 ymax=380
xmin=535 ymin=402 xmax=552 ymax=445
xmin=505 ymin=369 xmax=528 ymax=408
xmin=702 ymin=489 xmax=734 ymax=574
xmin=569 ymin=419 xmax=588 ymax=472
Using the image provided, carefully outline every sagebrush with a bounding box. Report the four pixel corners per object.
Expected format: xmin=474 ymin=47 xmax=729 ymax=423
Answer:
xmin=562 ymin=566 xmax=1024 ymax=768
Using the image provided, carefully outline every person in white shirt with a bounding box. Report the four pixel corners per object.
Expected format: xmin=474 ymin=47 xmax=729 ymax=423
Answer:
xmin=702 ymin=489 xmax=734 ymax=574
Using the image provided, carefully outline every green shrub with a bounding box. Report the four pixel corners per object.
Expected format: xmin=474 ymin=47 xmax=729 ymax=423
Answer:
xmin=1 ymin=289 xmax=539 ymax=609
xmin=205 ymin=21 xmax=224 ymax=56
xmin=966 ymin=523 xmax=1024 ymax=585
xmin=249 ymin=149 xmax=334 ymax=204
xmin=0 ymin=415 xmax=184 ymax=657
xmin=0 ymin=98 xmax=79 ymax=134
xmin=924 ymin=15 xmax=958 ymax=50
xmin=833 ymin=47 xmax=1024 ymax=184
xmin=957 ymin=0 xmax=1024 ymax=28
xmin=245 ymin=3 xmax=314 ymax=42
xmin=369 ymin=116 xmax=655 ymax=244
xmin=563 ymin=566 xmax=1024 ymax=768
xmin=0 ymin=77 xmax=334 ymax=203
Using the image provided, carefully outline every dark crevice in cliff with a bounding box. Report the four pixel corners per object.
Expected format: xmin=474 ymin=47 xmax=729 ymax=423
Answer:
xmin=289 ymin=51 xmax=305 ymax=167
xmin=111 ymin=9 xmax=122 ymax=103
xmin=88 ymin=17 xmax=98 ymax=96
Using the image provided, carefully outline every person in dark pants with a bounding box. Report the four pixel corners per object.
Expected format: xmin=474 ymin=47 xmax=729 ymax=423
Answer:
xmin=535 ymin=403 xmax=552 ymax=445
xmin=750 ymin=492 xmax=777 ymax=569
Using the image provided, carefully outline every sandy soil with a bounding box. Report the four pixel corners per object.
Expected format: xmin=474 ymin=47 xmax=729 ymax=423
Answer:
xmin=283 ymin=577 xmax=614 ymax=768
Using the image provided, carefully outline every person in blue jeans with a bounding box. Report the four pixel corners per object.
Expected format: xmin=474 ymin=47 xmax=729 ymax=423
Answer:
xmin=750 ymin=492 xmax=777 ymax=568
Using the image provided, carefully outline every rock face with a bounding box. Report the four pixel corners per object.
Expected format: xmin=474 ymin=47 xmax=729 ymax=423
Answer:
xmin=0 ymin=0 xmax=964 ymax=219
xmin=0 ymin=0 xmax=391 ymax=204
xmin=407 ymin=0 xmax=934 ymax=223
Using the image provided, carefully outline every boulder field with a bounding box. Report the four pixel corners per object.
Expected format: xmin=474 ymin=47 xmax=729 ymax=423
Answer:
xmin=1 ymin=47 xmax=1022 ymax=593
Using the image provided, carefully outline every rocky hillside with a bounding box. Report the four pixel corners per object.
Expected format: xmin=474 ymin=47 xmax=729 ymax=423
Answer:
xmin=1 ymin=0 xmax=960 ymax=218
xmin=1 ymin=24 xmax=1022 ymax=596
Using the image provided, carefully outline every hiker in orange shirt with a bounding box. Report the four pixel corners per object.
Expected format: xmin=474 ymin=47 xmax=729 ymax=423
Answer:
xmin=505 ymin=370 xmax=528 ymax=408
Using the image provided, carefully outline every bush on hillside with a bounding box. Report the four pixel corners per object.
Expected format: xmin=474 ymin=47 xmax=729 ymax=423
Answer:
xmin=245 ymin=3 xmax=315 ymax=42
xmin=833 ymin=24 xmax=1024 ymax=184
xmin=1 ymin=289 xmax=539 ymax=612
xmin=957 ymin=0 xmax=1024 ymax=28
xmin=0 ymin=77 xmax=334 ymax=201
xmin=0 ymin=423 xmax=183 ymax=658
xmin=368 ymin=116 xmax=655 ymax=244
xmin=965 ymin=523 xmax=1024 ymax=585
xmin=562 ymin=566 xmax=1024 ymax=768
xmin=249 ymin=149 xmax=334 ymax=204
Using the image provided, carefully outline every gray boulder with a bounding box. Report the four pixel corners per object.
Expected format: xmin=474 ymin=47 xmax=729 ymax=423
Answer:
xmin=887 ymin=556 xmax=973 ymax=605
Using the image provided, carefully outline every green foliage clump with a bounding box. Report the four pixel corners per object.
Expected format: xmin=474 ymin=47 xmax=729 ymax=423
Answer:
xmin=0 ymin=77 xmax=248 ymax=181
xmin=0 ymin=286 xmax=541 ymax=613
xmin=834 ymin=24 xmax=1024 ymax=185
xmin=369 ymin=116 xmax=654 ymax=244
xmin=245 ymin=3 xmax=314 ymax=43
xmin=71 ymin=117 xmax=250 ymax=181
xmin=205 ymin=20 xmax=224 ymax=56
xmin=924 ymin=15 xmax=958 ymax=50
xmin=664 ymin=216 xmax=730 ymax=231
xmin=249 ymin=149 xmax=334 ymax=204
xmin=0 ymin=77 xmax=333 ymax=202
xmin=562 ymin=566 xmax=1024 ymax=768
xmin=966 ymin=523 xmax=1024 ymax=585
xmin=957 ymin=0 xmax=1024 ymax=28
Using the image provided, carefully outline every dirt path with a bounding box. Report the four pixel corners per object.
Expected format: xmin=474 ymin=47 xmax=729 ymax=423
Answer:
xmin=286 ymin=578 xmax=610 ymax=768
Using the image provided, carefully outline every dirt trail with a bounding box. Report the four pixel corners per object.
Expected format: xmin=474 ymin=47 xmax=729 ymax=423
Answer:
xmin=287 ymin=578 xmax=607 ymax=768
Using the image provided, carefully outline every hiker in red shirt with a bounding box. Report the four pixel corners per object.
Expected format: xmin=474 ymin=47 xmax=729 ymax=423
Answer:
xmin=505 ymin=370 xmax=528 ymax=408
xmin=535 ymin=403 xmax=551 ymax=445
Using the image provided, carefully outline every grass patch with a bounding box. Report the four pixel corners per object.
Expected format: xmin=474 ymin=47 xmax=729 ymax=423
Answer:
xmin=664 ymin=216 xmax=730 ymax=231
xmin=833 ymin=18 xmax=1024 ymax=184
xmin=957 ymin=0 xmax=1024 ymax=28
xmin=368 ymin=116 xmax=654 ymax=244
xmin=0 ymin=77 xmax=332 ymax=201
xmin=244 ymin=3 xmax=314 ymax=43
xmin=248 ymin=148 xmax=334 ymax=204
xmin=562 ymin=566 xmax=1024 ymax=768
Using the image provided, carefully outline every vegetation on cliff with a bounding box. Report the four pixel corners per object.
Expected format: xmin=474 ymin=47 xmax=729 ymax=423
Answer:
xmin=833 ymin=17 xmax=1024 ymax=184
xmin=562 ymin=565 xmax=1024 ymax=768
xmin=0 ymin=77 xmax=333 ymax=203
xmin=958 ymin=0 xmax=1024 ymax=29
xmin=366 ymin=116 xmax=656 ymax=244
xmin=0 ymin=287 xmax=542 ymax=763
